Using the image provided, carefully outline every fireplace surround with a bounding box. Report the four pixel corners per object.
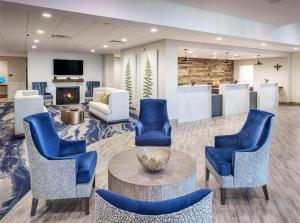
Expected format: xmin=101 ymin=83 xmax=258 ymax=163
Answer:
xmin=56 ymin=86 xmax=80 ymax=105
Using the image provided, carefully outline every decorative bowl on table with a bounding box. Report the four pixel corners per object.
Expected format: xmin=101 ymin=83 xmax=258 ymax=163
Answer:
xmin=136 ymin=147 xmax=171 ymax=171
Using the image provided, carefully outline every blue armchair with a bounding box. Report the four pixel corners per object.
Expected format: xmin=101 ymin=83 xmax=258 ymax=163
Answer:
xmin=85 ymin=81 xmax=100 ymax=101
xmin=135 ymin=99 xmax=171 ymax=146
xmin=32 ymin=82 xmax=53 ymax=105
xmin=23 ymin=112 xmax=97 ymax=216
xmin=95 ymin=189 xmax=213 ymax=223
xmin=205 ymin=109 xmax=275 ymax=204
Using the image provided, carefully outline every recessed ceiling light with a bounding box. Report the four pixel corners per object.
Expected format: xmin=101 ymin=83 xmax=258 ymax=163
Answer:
xmin=121 ymin=38 xmax=127 ymax=42
xmin=294 ymin=47 xmax=299 ymax=50
xmin=252 ymin=55 xmax=257 ymax=58
xmin=90 ymin=49 xmax=95 ymax=53
xmin=216 ymin=37 xmax=223 ymax=41
xmin=213 ymin=52 xmax=217 ymax=55
xmin=234 ymin=54 xmax=238 ymax=57
xmin=32 ymin=45 xmax=37 ymax=49
xmin=193 ymin=54 xmax=197 ymax=57
xmin=33 ymin=39 xmax=40 ymax=43
xmin=42 ymin=13 xmax=51 ymax=18
xmin=103 ymin=45 xmax=108 ymax=48
xmin=37 ymin=30 xmax=44 ymax=34
xmin=231 ymin=57 xmax=235 ymax=60
xmin=150 ymin=28 xmax=158 ymax=33
xmin=261 ymin=43 xmax=267 ymax=46
xmin=188 ymin=50 xmax=193 ymax=53
xmin=213 ymin=56 xmax=217 ymax=59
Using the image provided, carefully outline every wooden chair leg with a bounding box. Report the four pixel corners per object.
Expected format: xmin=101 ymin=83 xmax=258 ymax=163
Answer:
xmin=84 ymin=197 xmax=90 ymax=215
xmin=262 ymin=184 xmax=269 ymax=200
xmin=221 ymin=188 xmax=226 ymax=205
xmin=30 ymin=198 xmax=39 ymax=217
xmin=205 ymin=168 xmax=210 ymax=181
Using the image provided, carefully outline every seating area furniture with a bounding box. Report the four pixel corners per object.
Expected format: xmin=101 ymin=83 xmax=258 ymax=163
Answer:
xmin=85 ymin=81 xmax=100 ymax=102
xmin=14 ymin=90 xmax=46 ymax=136
xmin=135 ymin=99 xmax=171 ymax=146
xmin=95 ymin=189 xmax=213 ymax=223
xmin=205 ymin=109 xmax=275 ymax=204
xmin=61 ymin=107 xmax=84 ymax=125
xmin=32 ymin=82 xmax=53 ymax=105
xmin=23 ymin=112 xmax=97 ymax=216
xmin=89 ymin=87 xmax=129 ymax=123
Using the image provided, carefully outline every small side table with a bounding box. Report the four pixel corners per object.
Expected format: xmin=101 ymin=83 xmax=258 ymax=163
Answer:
xmin=61 ymin=108 xmax=84 ymax=125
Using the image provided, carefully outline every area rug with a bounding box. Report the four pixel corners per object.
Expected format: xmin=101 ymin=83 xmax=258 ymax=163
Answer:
xmin=0 ymin=102 xmax=137 ymax=219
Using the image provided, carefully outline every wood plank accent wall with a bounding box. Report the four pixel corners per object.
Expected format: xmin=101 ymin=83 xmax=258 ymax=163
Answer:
xmin=178 ymin=57 xmax=234 ymax=86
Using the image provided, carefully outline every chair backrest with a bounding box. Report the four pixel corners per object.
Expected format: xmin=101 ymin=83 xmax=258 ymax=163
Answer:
xmin=23 ymin=112 xmax=60 ymax=159
xmin=96 ymin=189 xmax=211 ymax=215
xmin=239 ymin=109 xmax=275 ymax=148
xmin=32 ymin=82 xmax=47 ymax=95
xmin=139 ymin=99 xmax=169 ymax=131
xmin=86 ymin=81 xmax=100 ymax=94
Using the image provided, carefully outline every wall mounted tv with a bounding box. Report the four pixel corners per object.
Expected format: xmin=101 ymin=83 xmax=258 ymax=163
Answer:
xmin=54 ymin=59 xmax=83 ymax=75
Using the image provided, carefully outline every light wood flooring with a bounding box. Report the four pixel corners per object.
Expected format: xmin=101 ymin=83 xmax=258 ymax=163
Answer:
xmin=2 ymin=105 xmax=300 ymax=222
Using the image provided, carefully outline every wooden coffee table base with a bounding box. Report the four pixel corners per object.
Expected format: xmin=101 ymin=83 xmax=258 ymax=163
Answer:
xmin=108 ymin=149 xmax=197 ymax=201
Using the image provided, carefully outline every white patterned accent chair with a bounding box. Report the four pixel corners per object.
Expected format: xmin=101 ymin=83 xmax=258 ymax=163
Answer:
xmin=95 ymin=189 xmax=213 ymax=223
xmin=14 ymin=90 xmax=46 ymax=136
xmin=89 ymin=87 xmax=129 ymax=123
xmin=205 ymin=109 xmax=275 ymax=204
xmin=23 ymin=112 xmax=97 ymax=216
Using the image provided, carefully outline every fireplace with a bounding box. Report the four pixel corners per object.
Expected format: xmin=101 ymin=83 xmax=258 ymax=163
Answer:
xmin=56 ymin=87 xmax=80 ymax=105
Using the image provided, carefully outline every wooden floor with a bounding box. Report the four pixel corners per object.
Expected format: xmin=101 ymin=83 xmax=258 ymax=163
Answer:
xmin=3 ymin=105 xmax=300 ymax=222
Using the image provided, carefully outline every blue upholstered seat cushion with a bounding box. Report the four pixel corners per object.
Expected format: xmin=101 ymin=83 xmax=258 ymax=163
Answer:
xmin=72 ymin=151 xmax=97 ymax=184
xmin=43 ymin=94 xmax=53 ymax=100
xmin=96 ymin=189 xmax=211 ymax=215
xmin=135 ymin=130 xmax=171 ymax=146
xmin=205 ymin=146 xmax=237 ymax=176
xmin=85 ymin=92 xmax=93 ymax=97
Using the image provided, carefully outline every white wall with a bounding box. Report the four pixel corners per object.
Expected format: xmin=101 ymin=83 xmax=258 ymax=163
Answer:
xmin=102 ymin=54 xmax=114 ymax=87
xmin=234 ymin=57 xmax=290 ymax=102
xmin=290 ymin=52 xmax=300 ymax=103
xmin=113 ymin=57 xmax=121 ymax=88
xmin=27 ymin=50 xmax=102 ymax=104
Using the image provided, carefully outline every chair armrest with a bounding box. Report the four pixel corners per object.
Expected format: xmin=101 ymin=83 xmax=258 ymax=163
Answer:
xmin=215 ymin=134 xmax=239 ymax=148
xmin=59 ymin=139 xmax=86 ymax=156
xmin=44 ymin=92 xmax=52 ymax=95
xmin=163 ymin=121 xmax=171 ymax=136
xmin=135 ymin=121 xmax=144 ymax=136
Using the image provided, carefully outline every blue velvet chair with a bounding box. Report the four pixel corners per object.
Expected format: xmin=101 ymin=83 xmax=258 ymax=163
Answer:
xmin=95 ymin=189 xmax=213 ymax=223
xmin=205 ymin=109 xmax=275 ymax=204
xmin=135 ymin=99 xmax=171 ymax=146
xmin=32 ymin=82 xmax=53 ymax=105
xmin=85 ymin=81 xmax=100 ymax=102
xmin=23 ymin=112 xmax=97 ymax=216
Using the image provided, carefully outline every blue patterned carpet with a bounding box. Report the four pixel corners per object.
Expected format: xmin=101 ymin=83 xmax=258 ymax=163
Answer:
xmin=0 ymin=102 xmax=137 ymax=219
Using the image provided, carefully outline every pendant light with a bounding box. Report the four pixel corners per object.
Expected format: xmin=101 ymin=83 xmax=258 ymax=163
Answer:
xmin=254 ymin=55 xmax=263 ymax=66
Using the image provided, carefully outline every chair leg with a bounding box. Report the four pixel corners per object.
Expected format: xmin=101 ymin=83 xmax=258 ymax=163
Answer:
xmin=205 ymin=168 xmax=210 ymax=181
xmin=84 ymin=197 xmax=89 ymax=215
xmin=93 ymin=177 xmax=95 ymax=188
xmin=30 ymin=198 xmax=39 ymax=217
xmin=262 ymin=184 xmax=269 ymax=200
xmin=221 ymin=188 xmax=226 ymax=205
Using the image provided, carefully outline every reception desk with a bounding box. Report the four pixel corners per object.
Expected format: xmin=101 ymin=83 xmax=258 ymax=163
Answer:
xmin=219 ymin=84 xmax=250 ymax=116
xmin=177 ymin=85 xmax=211 ymax=123
xmin=254 ymin=83 xmax=278 ymax=110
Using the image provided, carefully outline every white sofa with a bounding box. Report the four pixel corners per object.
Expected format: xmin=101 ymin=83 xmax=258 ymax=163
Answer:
xmin=14 ymin=90 xmax=47 ymax=136
xmin=89 ymin=87 xmax=129 ymax=123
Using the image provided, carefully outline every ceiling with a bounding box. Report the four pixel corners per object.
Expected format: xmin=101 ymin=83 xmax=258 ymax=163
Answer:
xmin=0 ymin=1 xmax=299 ymax=57
xmin=177 ymin=48 xmax=283 ymax=60
xmin=166 ymin=0 xmax=300 ymax=26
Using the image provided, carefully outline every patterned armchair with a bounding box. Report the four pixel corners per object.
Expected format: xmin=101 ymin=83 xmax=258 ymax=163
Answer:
xmin=95 ymin=189 xmax=213 ymax=223
xmin=205 ymin=109 xmax=275 ymax=204
xmin=32 ymin=82 xmax=53 ymax=105
xmin=85 ymin=81 xmax=100 ymax=101
xmin=23 ymin=112 xmax=97 ymax=216
xmin=135 ymin=99 xmax=171 ymax=146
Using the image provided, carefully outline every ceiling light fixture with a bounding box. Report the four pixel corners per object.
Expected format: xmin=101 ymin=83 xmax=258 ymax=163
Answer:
xmin=252 ymin=55 xmax=257 ymax=58
xmin=193 ymin=54 xmax=197 ymax=57
xmin=234 ymin=54 xmax=238 ymax=57
xmin=90 ymin=49 xmax=95 ymax=53
xmin=103 ymin=45 xmax=108 ymax=48
xmin=254 ymin=55 xmax=263 ymax=65
xmin=294 ymin=47 xmax=299 ymax=50
xmin=33 ymin=39 xmax=40 ymax=43
xmin=188 ymin=50 xmax=193 ymax=53
xmin=213 ymin=52 xmax=217 ymax=55
xmin=32 ymin=45 xmax=37 ymax=49
xmin=121 ymin=38 xmax=127 ymax=42
xmin=42 ymin=13 xmax=52 ymax=18
xmin=150 ymin=28 xmax=158 ymax=33
xmin=213 ymin=56 xmax=217 ymax=59
xmin=261 ymin=43 xmax=267 ymax=46
xmin=216 ymin=37 xmax=223 ymax=41
xmin=37 ymin=30 xmax=44 ymax=34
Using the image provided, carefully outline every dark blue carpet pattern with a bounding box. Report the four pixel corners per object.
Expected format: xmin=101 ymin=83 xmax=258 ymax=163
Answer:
xmin=0 ymin=102 xmax=137 ymax=219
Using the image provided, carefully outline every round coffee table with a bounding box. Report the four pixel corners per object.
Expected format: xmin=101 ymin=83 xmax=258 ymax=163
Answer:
xmin=108 ymin=149 xmax=197 ymax=201
xmin=61 ymin=107 xmax=84 ymax=125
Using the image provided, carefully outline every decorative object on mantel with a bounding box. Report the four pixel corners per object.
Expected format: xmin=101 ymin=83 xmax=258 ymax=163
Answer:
xmin=274 ymin=63 xmax=282 ymax=71
xmin=223 ymin=52 xmax=232 ymax=64
xmin=179 ymin=49 xmax=192 ymax=64
xmin=52 ymin=78 xmax=84 ymax=83
xmin=232 ymin=80 xmax=238 ymax=84
xmin=264 ymin=79 xmax=270 ymax=83
xmin=254 ymin=55 xmax=264 ymax=66
xmin=136 ymin=147 xmax=171 ymax=171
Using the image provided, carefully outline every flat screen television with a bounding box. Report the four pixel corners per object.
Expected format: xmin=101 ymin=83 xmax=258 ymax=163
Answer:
xmin=54 ymin=59 xmax=83 ymax=75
